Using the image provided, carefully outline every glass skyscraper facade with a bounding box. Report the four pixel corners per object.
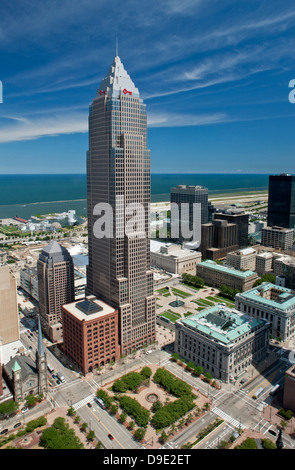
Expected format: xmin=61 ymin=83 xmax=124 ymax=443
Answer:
xmin=86 ymin=56 xmax=156 ymax=355
xmin=267 ymin=174 xmax=295 ymax=229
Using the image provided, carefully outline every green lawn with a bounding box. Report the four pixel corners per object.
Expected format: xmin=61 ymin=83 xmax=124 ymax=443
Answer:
xmin=160 ymin=311 xmax=181 ymax=323
xmin=171 ymin=288 xmax=191 ymax=299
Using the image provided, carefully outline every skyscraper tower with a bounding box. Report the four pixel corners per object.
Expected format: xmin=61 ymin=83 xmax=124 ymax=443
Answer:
xmin=267 ymin=174 xmax=295 ymax=229
xmin=37 ymin=241 xmax=75 ymax=343
xmin=86 ymin=55 xmax=156 ymax=355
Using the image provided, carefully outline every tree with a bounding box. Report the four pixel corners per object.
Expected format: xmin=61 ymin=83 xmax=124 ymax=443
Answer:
xmin=128 ymin=421 xmax=135 ymax=430
xmin=0 ymin=400 xmax=19 ymax=419
xmin=134 ymin=428 xmax=146 ymax=441
xmin=40 ymin=417 xmax=84 ymax=449
xmin=81 ymin=422 xmax=88 ymax=432
xmin=193 ymin=365 xmax=203 ymax=377
xmin=186 ymin=361 xmax=195 ymax=372
xmin=141 ymin=366 xmax=152 ymax=380
xmin=120 ymin=412 xmax=127 ymax=424
xmin=67 ymin=406 xmax=75 ymax=416
xmin=159 ymin=431 xmax=168 ymax=443
xmin=87 ymin=430 xmax=96 ymax=441
xmin=25 ymin=394 xmax=39 ymax=407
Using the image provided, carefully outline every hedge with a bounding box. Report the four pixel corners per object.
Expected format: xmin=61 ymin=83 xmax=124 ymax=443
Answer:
xmin=118 ymin=396 xmax=150 ymax=427
xmin=153 ymin=368 xmax=194 ymax=398
xmin=151 ymin=397 xmax=195 ymax=430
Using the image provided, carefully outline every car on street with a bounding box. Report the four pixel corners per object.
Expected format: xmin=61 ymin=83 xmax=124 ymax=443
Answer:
xmin=240 ymin=378 xmax=247 ymax=384
xmin=13 ymin=423 xmax=22 ymax=429
xmin=108 ymin=433 xmax=114 ymax=440
xmin=87 ymin=403 xmax=92 ymax=408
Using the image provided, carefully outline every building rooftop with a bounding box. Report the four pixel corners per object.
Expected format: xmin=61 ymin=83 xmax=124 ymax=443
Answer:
xmin=198 ymin=260 xmax=257 ymax=278
xmin=98 ymin=55 xmax=139 ymax=99
xmin=62 ymin=296 xmax=116 ymax=321
xmin=179 ymin=304 xmax=267 ymax=344
xmin=236 ymin=282 xmax=295 ymax=311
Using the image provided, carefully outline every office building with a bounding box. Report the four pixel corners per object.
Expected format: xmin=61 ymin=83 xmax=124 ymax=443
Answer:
xmin=62 ymin=296 xmax=120 ymax=375
xmin=175 ymin=305 xmax=270 ymax=383
xmin=170 ymin=185 xmax=208 ymax=241
xmin=213 ymin=210 xmax=249 ymax=248
xmin=235 ymin=283 xmax=295 ymax=341
xmin=150 ymin=241 xmax=201 ymax=275
xmin=267 ymin=174 xmax=295 ymax=229
xmin=200 ymin=219 xmax=239 ymax=260
xmin=196 ymin=260 xmax=258 ymax=292
xmin=261 ymin=226 xmax=294 ymax=250
xmin=0 ymin=266 xmax=19 ymax=346
xmin=226 ymin=247 xmax=256 ymax=271
xmin=86 ymin=55 xmax=156 ymax=355
xmin=37 ymin=241 xmax=75 ymax=343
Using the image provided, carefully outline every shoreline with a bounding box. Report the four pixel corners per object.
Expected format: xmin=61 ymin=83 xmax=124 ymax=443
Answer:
xmin=0 ymin=190 xmax=268 ymax=208
xmin=0 ymin=189 xmax=268 ymax=220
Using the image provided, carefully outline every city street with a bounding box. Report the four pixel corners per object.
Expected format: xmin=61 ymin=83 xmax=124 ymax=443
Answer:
xmin=3 ymin=312 xmax=294 ymax=450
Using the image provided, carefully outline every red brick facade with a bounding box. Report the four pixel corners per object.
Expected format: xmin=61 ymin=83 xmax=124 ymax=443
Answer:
xmin=62 ymin=298 xmax=120 ymax=375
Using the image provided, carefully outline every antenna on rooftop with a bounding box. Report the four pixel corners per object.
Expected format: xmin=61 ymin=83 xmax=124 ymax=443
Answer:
xmin=116 ymin=37 xmax=118 ymax=57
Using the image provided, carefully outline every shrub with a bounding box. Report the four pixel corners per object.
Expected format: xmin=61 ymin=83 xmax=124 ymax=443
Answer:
xmin=278 ymin=408 xmax=293 ymax=420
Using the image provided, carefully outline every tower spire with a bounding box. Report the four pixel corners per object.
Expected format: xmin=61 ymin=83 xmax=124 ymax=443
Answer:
xmin=37 ymin=315 xmax=45 ymax=357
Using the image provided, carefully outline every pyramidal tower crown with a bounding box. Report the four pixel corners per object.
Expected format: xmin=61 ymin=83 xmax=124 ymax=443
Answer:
xmin=97 ymin=55 xmax=139 ymax=99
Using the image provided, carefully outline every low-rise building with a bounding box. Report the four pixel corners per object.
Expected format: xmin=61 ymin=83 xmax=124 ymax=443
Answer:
xmin=196 ymin=260 xmax=258 ymax=292
xmin=150 ymin=241 xmax=201 ymax=275
xmin=175 ymin=305 xmax=270 ymax=383
xmin=62 ymin=296 xmax=120 ymax=375
xmin=235 ymin=282 xmax=295 ymax=341
xmin=226 ymin=247 xmax=256 ymax=271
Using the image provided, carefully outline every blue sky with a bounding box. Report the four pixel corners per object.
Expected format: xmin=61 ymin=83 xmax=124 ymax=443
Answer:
xmin=0 ymin=0 xmax=295 ymax=174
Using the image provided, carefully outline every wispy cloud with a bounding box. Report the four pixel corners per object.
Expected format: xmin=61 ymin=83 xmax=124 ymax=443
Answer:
xmin=0 ymin=112 xmax=88 ymax=143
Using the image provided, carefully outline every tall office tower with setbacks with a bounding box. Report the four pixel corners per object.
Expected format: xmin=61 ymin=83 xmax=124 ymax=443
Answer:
xmin=86 ymin=55 xmax=156 ymax=356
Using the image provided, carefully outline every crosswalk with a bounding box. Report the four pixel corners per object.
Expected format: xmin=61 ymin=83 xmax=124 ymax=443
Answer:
xmin=72 ymin=394 xmax=95 ymax=411
xmin=211 ymin=407 xmax=246 ymax=430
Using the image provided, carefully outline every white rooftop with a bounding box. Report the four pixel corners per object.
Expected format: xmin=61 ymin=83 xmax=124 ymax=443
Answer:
xmin=98 ymin=56 xmax=139 ymax=98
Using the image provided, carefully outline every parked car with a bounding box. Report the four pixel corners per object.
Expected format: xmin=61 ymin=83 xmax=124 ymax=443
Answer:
xmin=21 ymin=407 xmax=29 ymax=413
xmin=0 ymin=428 xmax=8 ymax=435
xmin=87 ymin=403 xmax=92 ymax=408
xmin=13 ymin=423 xmax=22 ymax=429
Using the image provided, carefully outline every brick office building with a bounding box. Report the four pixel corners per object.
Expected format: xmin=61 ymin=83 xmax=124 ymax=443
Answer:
xmin=62 ymin=296 xmax=120 ymax=375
